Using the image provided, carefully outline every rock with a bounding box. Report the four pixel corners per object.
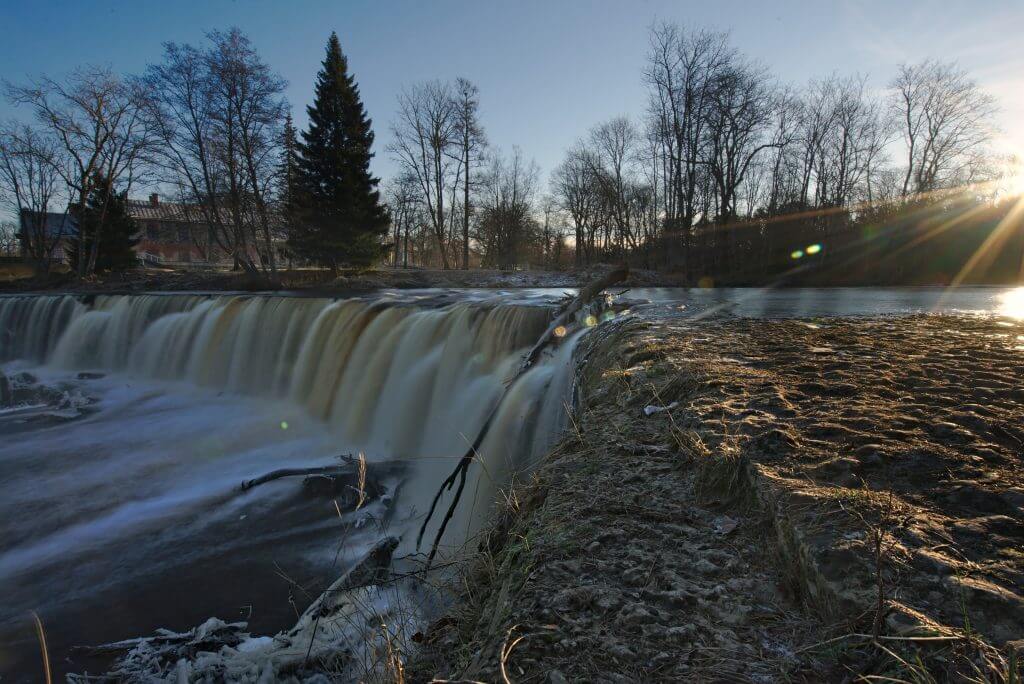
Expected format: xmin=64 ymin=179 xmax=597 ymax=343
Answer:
xmin=622 ymin=565 xmax=647 ymax=586
xmin=615 ymin=602 xmax=657 ymax=627
xmin=606 ymin=641 xmax=635 ymax=660
xmin=664 ymin=624 xmax=696 ymax=643
xmin=854 ymin=444 xmax=886 ymax=468
xmin=0 ymin=370 xmax=10 ymax=406
xmin=712 ymin=516 xmax=739 ymax=535
xmin=548 ymin=669 xmax=569 ymax=684
xmin=554 ymin=586 xmax=597 ymax=610
xmin=693 ymin=558 xmax=719 ymax=576
xmin=643 ymin=401 xmax=679 ymax=417
xmin=76 ymin=371 xmax=105 ymax=380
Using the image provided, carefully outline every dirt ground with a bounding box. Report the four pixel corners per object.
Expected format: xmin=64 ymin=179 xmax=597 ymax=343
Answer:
xmin=413 ymin=313 xmax=1024 ymax=682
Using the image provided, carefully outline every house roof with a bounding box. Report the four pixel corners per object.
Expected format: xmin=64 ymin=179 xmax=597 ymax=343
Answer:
xmin=126 ymin=199 xmax=206 ymax=223
xmin=18 ymin=210 xmax=78 ymax=238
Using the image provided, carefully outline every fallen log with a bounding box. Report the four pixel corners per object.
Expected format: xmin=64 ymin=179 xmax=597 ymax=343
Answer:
xmin=416 ymin=265 xmax=629 ymax=563
xmin=240 ymin=465 xmax=353 ymax=491
xmin=239 ymin=455 xmax=407 ymax=492
xmin=519 ymin=265 xmax=629 ymax=374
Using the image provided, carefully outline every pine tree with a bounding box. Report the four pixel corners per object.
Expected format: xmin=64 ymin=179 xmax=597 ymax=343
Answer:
xmin=290 ymin=33 xmax=389 ymax=269
xmin=70 ymin=176 xmax=139 ymax=272
xmin=279 ymin=112 xmax=301 ymax=267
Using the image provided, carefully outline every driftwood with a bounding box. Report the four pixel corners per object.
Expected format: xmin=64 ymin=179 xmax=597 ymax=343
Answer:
xmin=239 ymin=455 xmax=407 ymax=493
xmin=416 ymin=266 xmax=629 ymax=563
xmin=519 ymin=266 xmax=629 ymax=373
xmin=240 ymin=465 xmax=354 ymax=491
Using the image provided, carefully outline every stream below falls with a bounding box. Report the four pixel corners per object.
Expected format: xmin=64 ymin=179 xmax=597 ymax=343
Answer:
xmin=0 ymin=292 xmax=583 ymax=680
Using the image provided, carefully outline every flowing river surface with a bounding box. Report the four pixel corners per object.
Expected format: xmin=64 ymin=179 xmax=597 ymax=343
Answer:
xmin=0 ymin=285 xmax=1020 ymax=680
xmin=0 ymin=291 xmax=582 ymax=680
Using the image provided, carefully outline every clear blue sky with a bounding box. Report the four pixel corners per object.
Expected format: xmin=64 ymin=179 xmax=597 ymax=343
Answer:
xmin=2 ymin=0 xmax=1022 ymax=189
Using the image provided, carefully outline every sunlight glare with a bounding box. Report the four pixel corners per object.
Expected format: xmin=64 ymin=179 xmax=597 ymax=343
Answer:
xmin=997 ymin=287 xmax=1024 ymax=320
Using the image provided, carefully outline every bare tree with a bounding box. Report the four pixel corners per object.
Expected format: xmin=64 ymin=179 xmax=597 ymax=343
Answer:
xmin=452 ymin=78 xmax=486 ymax=269
xmin=389 ymin=81 xmax=459 ymax=269
xmin=383 ymin=172 xmax=421 ymax=268
xmin=705 ymin=60 xmax=779 ymax=222
xmin=142 ymin=28 xmax=286 ymax=274
xmin=5 ymin=66 xmax=152 ymax=275
xmin=0 ymin=124 xmax=65 ymax=273
xmin=587 ymin=117 xmax=643 ymax=254
xmin=552 ymin=143 xmax=602 ymax=265
xmin=476 ymin=147 xmax=539 ymax=269
xmin=0 ymin=220 xmax=18 ymax=257
xmin=891 ymin=60 xmax=997 ymax=197
xmin=645 ymin=24 xmax=734 ymax=269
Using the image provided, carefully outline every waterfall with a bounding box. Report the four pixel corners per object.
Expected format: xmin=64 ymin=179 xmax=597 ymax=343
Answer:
xmin=0 ymin=293 xmax=580 ymax=548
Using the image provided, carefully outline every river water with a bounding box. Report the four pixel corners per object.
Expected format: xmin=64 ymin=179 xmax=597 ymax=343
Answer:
xmin=0 ymin=286 xmax=1020 ymax=680
xmin=0 ymin=292 xmax=581 ymax=680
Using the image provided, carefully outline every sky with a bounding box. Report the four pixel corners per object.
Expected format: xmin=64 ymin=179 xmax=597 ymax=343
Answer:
xmin=1 ymin=0 xmax=1023 ymax=192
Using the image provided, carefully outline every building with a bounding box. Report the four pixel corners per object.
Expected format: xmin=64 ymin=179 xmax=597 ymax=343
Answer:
xmin=18 ymin=194 xmax=274 ymax=270
xmin=128 ymin=194 xmax=221 ymax=266
xmin=17 ymin=210 xmax=78 ymax=264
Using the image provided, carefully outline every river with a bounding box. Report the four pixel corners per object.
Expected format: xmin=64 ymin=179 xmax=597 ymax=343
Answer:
xmin=0 ymin=286 xmax=1020 ymax=680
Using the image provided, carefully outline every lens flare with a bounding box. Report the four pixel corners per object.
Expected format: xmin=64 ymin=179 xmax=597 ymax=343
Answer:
xmin=791 ymin=250 xmax=804 ymax=259
xmin=280 ymin=421 xmax=289 ymax=430
xmin=584 ymin=315 xmax=598 ymax=327
xmin=553 ymin=325 xmax=567 ymax=338
xmin=806 ymin=243 xmax=822 ymax=255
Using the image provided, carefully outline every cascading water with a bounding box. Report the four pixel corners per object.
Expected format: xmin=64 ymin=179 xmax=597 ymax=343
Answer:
xmin=0 ymin=292 xmax=584 ymax=680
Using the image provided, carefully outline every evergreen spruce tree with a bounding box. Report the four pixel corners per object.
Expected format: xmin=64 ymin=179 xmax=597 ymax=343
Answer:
xmin=279 ymin=112 xmax=301 ymax=267
xmin=69 ymin=176 xmax=139 ymax=272
xmin=290 ymin=33 xmax=389 ymax=269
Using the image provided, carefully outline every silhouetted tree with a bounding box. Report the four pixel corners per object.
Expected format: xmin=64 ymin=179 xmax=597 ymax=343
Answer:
xmin=70 ymin=175 xmax=139 ymax=271
xmin=143 ymin=28 xmax=286 ymax=274
xmin=290 ymin=33 xmax=388 ymax=270
xmin=0 ymin=124 xmax=65 ymax=274
xmin=891 ymin=60 xmax=997 ymax=196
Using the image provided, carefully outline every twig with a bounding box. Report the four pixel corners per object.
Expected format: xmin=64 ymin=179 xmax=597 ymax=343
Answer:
xmin=416 ymin=267 xmax=628 ymax=564
xmin=32 ymin=611 xmax=52 ymax=684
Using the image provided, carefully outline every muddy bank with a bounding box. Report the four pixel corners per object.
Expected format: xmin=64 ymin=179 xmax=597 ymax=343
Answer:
xmin=413 ymin=313 xmax=1024 ymax=682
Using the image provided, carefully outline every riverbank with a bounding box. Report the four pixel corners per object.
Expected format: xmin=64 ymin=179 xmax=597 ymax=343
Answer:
xmin=413 ymin=313 xmax=1024 ymax=681
xmin=0 ymin=265 xmax=679 ymax=295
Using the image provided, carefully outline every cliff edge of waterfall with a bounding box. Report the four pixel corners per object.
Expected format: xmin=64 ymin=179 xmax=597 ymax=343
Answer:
xmin=0 ymin=264 xmax=676 ymax=295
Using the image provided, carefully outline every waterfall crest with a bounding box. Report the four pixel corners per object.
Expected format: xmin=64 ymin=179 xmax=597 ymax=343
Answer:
xmin=1 ymin=294 xmax=578 ymax=535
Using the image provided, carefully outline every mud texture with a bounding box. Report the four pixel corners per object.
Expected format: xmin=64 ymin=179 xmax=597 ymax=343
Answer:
xmin=413 ymin=314 xmax=1024 ymax=682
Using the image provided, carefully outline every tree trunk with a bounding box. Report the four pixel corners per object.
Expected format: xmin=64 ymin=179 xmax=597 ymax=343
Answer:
xmin=463 ymin=147 xmax=470 ymax=270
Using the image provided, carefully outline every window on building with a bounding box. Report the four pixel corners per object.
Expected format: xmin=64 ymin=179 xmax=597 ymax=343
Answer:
xmin=146 ymin=223 xmax=160 ymax=240
xmin=178 ymin=227 xmax=190 ymax=243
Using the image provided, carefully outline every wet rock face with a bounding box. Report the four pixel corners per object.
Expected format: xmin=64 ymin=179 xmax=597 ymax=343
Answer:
xmin=0 ymin=369 xmax=10 ymax=405
xmin=0 ymin=370 xmax=99 ymax=424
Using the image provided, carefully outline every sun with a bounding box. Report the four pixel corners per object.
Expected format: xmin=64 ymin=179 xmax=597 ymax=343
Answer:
xmin=998 ymin=287 xmax=1024 ymax=320
xmin=1002 ymin=173 xmax=1024 ymax=197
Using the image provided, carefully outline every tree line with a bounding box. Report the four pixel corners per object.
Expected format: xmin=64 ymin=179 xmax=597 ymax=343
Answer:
xmin=374 ymin=23 xmax=1014 ymax=282
xmin=547 ymin=24 xmax=1009 ymax=283
xmin=0 ymin=29 xmax=387 ymax=278
xmin=1 ymin=22 xmax=1016 ymax=283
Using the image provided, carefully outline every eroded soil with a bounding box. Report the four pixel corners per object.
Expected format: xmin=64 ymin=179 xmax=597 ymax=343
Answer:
xmin=415 ymin=314 xmax=1024 ymax=682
